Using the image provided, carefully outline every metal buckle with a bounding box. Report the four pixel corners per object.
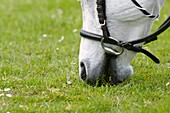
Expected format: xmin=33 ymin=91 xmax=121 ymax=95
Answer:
xmin=101 ymin=37 xmax=124 ymax=55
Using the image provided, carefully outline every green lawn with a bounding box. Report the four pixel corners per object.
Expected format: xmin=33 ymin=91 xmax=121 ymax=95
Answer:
xmin=0 ymin=0 xmax=169 ymax=113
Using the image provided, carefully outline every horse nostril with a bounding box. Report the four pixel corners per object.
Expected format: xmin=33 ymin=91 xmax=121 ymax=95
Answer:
xmin=80 ymin=62 xmax=87 ymax=81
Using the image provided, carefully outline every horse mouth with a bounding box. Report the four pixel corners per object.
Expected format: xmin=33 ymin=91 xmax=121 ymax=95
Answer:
xmin=80 ymin=59 xmax=124 ymax=86
xmin=108 ymin=74 xmax=123 ymax=85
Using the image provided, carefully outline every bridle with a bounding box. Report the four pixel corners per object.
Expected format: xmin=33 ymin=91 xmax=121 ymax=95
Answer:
xmin=80 ymin=0 xmax=170 ymax=64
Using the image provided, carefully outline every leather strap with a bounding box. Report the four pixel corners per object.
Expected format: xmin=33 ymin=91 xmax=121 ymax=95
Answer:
xmin=131 ymin=0 xmax=159 ymax=19
xmin=96 ymin=0 xmax=110 ymax=38
xmin=129 ymin=16 xmax=170 ymax=45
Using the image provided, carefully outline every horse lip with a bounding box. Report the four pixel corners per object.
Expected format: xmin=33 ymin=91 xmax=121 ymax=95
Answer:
xmin=110 ymin=75 xmax=123 ymax=85
xmin=107 ymin=58 xmax=123 ymax=85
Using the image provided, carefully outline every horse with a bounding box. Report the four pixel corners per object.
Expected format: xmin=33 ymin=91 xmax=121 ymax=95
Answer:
xmin=79 ymin=0 xmax=169 ymax=85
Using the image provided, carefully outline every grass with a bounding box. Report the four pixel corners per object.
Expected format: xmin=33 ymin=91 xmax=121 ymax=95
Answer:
xmin=0 ymin=0 xmax=169 ymax=112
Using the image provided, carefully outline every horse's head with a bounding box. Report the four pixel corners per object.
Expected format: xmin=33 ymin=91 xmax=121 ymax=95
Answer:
xmin=79 ymin=0 xmax=166 ymax=85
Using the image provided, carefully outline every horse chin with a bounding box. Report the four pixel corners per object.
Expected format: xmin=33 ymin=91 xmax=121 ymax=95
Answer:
xmin=108 ymin=58 xmax=133 ymax=85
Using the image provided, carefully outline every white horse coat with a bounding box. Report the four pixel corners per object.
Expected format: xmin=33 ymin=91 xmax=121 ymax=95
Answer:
xmin=79 ymin=0 xmax=166 ymax=85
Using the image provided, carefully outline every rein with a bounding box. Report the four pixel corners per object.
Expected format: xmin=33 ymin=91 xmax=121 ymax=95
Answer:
xmin=80 ymin=0 xmax=170 ymax=64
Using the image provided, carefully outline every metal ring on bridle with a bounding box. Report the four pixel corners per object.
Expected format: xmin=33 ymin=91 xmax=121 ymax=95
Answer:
xmin=100 ymin=20 xmax=106 ymax=26
xmin=101 ymin=37 xmax=124 ymax=55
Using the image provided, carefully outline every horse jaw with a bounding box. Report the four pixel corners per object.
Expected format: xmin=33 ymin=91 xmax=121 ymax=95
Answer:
xmin=79 ymin=0 xmax=165 ymax=85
